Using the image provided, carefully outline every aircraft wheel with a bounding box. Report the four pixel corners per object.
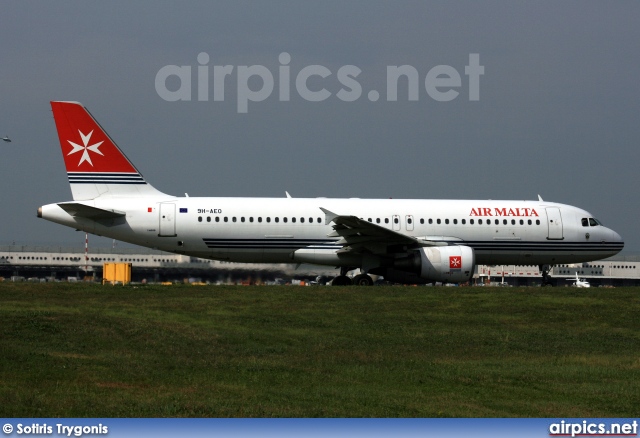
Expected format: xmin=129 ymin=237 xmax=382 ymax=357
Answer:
xmin=352 ymin=274 xmax=374 ymax=286
xmin=331 ymin=275 xmax=353 ymax=286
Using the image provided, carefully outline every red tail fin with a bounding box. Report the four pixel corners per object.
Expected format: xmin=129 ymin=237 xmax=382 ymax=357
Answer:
xmin=51 ymin=101 xmax=140 ymax=174
xmin=50 ymin=101 xmax=164 ymax=200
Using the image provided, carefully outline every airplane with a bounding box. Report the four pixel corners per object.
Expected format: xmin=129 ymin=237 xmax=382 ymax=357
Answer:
xmin=2 ymin=136 xmax=10 ymax=142
xmin=572 ymin=272 xmax=591 ymax=288
xmin=37 ymin=101 xmax=625 ymax=286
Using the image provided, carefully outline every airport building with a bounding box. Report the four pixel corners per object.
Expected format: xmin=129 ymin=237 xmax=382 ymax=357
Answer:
xmin=476 ymin=258 xmax=640 ymax=287
xmin=1 ymin=245 xmax=639 ymax=286
xmin=0 ymin=245 xmax=328 ymax=284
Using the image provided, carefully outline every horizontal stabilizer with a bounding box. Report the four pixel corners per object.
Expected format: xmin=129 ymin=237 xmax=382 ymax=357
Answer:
xmin=58 ymin=203 xmax=126 ymax=219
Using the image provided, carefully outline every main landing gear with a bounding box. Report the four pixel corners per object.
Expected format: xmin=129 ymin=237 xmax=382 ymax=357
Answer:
xmin=331 ymin=275 xmax=352 ymax=286
xmin=352 ymin=274 xmax=374 ymax=286
xmin=331 ymin=268 xmax=374 ymax=286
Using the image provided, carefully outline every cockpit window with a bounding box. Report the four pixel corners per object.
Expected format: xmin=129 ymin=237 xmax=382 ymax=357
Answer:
xmin=589 ymin=218 xmax=601 ymax=226
xmin=583 ymin=217 xmax=603 ymax=227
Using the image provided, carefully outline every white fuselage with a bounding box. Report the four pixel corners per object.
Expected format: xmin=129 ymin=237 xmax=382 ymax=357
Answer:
xmin=40 ymin=197 xmax=624 ymax=267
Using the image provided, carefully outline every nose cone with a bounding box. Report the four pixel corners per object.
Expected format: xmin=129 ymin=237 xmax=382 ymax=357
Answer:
xmin=611 ymin=229 xmax=624 ymax=246
xmin=606 ymin=228 xmax=624 ymax=256
xmin=612 ymin=230 xmax=623 ymax=243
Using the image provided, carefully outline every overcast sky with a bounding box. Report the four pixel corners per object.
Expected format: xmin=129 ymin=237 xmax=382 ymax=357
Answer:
xmin=1 ymin=1 xmax=639 ymax=254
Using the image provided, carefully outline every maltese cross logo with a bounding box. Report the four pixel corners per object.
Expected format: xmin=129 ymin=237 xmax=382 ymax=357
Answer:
xmin=67 ymin=129 xmax=104 ymax=166
xmin=449 ymin=256 xmax=462 ymax=269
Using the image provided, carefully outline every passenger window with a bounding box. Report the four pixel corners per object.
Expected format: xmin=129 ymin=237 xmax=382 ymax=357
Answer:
xmin=376 ymin=218 xmax=380 ymax=224
xmin=407 ymin=218 xmax=412 ymax=224
xmin=503 ymin=219 xmax=507 ymax=225
xmin=283 ymin=217 xmax=288 ymax=223
xmin=232 ymin=217 xmax=237 ymax=222
xmin=385 ymin=218 xmax=389 ymax=224
xmin=258 ymin=217 xmax=262 ymax=223
xmin=267 ymin=217 xmax=271 ymax=223
xmin=241 ymin=217 xmax=245 ymax=222
xmin=394 ymin=217 xmax=399 ymax=224
xmin=536 ymin=220 xmax=540 ymax=225
xmin=198 ymin=216 xmax=202 ymax=222
xmin=216 ymin=217 xmax=220 ymax=222
xmin=301 ymin=217 xmax=305 ymax=223
xmin=470 ymin=219 xmax=474 ymax=225
xmin=462 ymin=219 xmax=466 ymax=224
xmin=479 ymin=219 xmax=483 ymax=225
xmin=520 ymin=219 xmax=524 ymax=225
xmin=224 ymin=217 xmax=228 ymax=222
xmin=368 ymin=218 xmax=372 ymax=222
xmin=207 ymin=217 xmax=211 ymax=222
xmin=291 ymin=217 xmax=296 ymax=223
xmin=250 ymin=217 xmax=254 ymax=223
xmin=437 ymin=219 xmax=441 ymax=224
xmin=528 ymin=219 xmax=531 ymax=225
xmin=495 ymin=219 xmax=499 ymax=225
xmin=317 ymin=218 xmax=321 ymax=223
xmin=445 ymin=219 xmax=449 ymax=224
xmin=453 ymin=219 xmax=457 ymax=224
xmin=420 ymin=219 xmax=424 ymax=224
xmin=429 ymin=219 xmax=433 ymax=224
xmin=511 ymin=219 xmax=515 ymax=225
xmin=275 ymin=217 xmax=279 ymax=223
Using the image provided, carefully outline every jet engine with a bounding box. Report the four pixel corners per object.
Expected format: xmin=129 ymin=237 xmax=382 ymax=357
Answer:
xmin=376 ymin=245 xmax=475 ymax=284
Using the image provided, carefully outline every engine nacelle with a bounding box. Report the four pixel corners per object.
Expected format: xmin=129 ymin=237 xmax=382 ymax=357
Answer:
xmin=389 ymin=245 xmax=475 ymax=283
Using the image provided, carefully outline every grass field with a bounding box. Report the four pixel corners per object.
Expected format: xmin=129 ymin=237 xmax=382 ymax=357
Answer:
xmin=1 ymin=282 xmax=638 ymax=417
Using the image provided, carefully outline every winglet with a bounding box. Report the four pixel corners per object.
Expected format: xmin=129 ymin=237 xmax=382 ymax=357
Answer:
xmin=320 ymin=207 xmax=338 ymax=225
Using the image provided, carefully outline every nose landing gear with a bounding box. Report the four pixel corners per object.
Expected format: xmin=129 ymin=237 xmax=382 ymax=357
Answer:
xmin=539 ymin=264 xmax=555 ymax=286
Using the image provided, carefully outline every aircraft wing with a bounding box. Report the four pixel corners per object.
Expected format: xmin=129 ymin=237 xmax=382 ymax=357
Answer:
xmin=57 ymin=203 xmax=126 ymax=219
xmin=320 ymin=207 xmax=446 ymax=255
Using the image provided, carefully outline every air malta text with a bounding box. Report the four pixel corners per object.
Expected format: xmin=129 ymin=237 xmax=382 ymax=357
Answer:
xmin=470 ymin=207 xmax=539 ymax=217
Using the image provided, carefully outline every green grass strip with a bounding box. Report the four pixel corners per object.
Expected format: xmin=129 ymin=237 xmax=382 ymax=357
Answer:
xmin=1 ymin=283 xmax=638 ymax=417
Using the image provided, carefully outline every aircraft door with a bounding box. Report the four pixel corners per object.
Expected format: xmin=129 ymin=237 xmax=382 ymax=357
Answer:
xmin=392 ymin=215 xmax=401 ymax=231
xmin=545 ymin=207 xmax=563 ymax=240
xmin=405 ymin=215 xmax=414 ymax=231
xmin=159 ymin=203 xmax=177 ymax=237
